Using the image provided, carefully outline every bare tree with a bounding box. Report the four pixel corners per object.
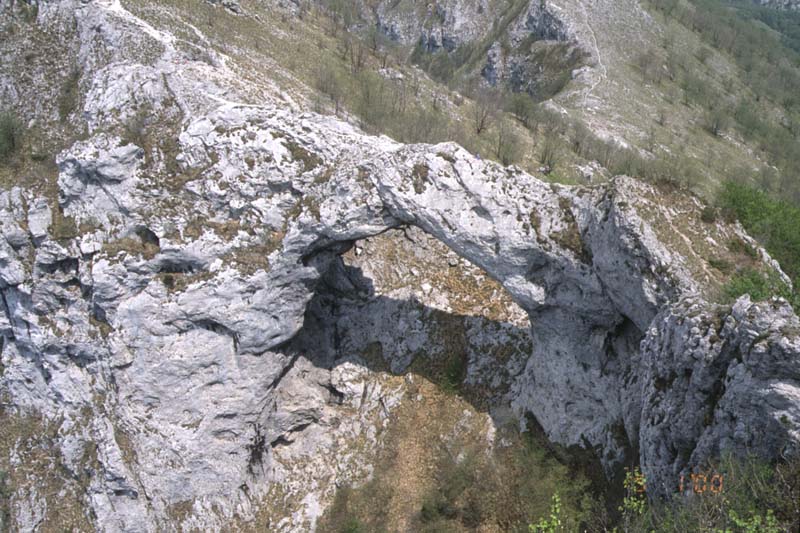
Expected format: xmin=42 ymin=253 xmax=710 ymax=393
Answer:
xmin=349 ymin=38 xmax=366 ymax=74
xmin=366 ymin=25 xmax=383 ymax=54
xmin=314 ymin=64 xmax=343 ymax=115
xmin=355 ymin=71 xmax=387 ymax=131
xmin=389 ymin=78 xmax=408 ymax=117
xmin=634 ymin=49 xmax=664 ymax=84
xmin=704 ymin=106 xmax=729 ymax=137
xmin=507 ymin=92 xmax=538 ymax=131
xmin=495 ymin=119 xmax=522 ymax=166
xmin=570 ymin=122 xmax=591 ymax=157
xmin=337 ymin=33 xmax=351 ymax=60
xmin=409 ymin=73 xmax=421 ymax=97
xmin=646 ymin=127 xmax=658 ymax=153
xmin=324 ymin=0 xmax=354 ymax=37
xmin=539 ymin=133 xmax=559 ymax=172
xmin=471 ymin=88 xmax=499 ymax=135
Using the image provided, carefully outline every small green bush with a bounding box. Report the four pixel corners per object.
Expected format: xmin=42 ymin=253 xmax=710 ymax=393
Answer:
xmin=701 ymin=205 xmax=717 ymax=223
xmin=717 ymin=180 xmax=800 ymax=310
xmin=0 ymin=111 xmax=22 ymax=162
xmin=122 ymin=109 xmax=148 ymax=148
xmin=0 ymin=469 xmax=10 ymax=531
xmin=708 ymin=257 xmax=732 ymax=274
xmin=628 ymin=454 xmax=800 ymax=533
xmin=704 ymin=107 xmax=730 ymax=137
xmin=419 ymin=434 xmax=597 ymax=532
xmin=340 ymin=518 xmax=366 ymax=533
xmin=58 ymin=68 xmax=82 ymax=122
xmin=723 ymin=269 xmax=783 ymax=303
xmin=727 ymin=238 xmax=758 ymax=259
xmin=529 ymin=493 xmax=566 ymax=532
xmin=317 ymin=484 xmax=385 ymax=533
xmin=319 ymin=429 xmax=598 ymax=533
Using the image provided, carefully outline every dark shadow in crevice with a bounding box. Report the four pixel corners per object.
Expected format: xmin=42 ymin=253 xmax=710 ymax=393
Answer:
xmin=275 ymin=250 xmax=638 ymax=518
xmin=281 ymin=254 xmax=528 ymax=413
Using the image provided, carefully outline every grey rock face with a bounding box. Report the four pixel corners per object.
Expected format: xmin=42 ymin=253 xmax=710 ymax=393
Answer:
xmin=206 ymin=0 xmax=243 ymax=14
xmin=323 ymin=0 xmax=581 ymax=95
xmin=750 ymin=0 xmax=800 ymax=9
xmin=369 ymin=0 xmax=570 ymax=50
xmin=0 ymin=1 xmax=798 ymax=532
xmin=640 ymin=296 xmax=800 ymax=496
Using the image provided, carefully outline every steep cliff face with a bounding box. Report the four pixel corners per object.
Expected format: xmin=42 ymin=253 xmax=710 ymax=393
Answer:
xmin=0 ymin=1 xmax=799 ymax=531
xmin=749 ymin=0 xmax=800 ymax=9
xmin=370 ymin=0 xmax=571 ymax=51
xmin=640 ymin=296 xmax=800 ymax=495
xmin=323 ymin=0 xmax=585 ymax=99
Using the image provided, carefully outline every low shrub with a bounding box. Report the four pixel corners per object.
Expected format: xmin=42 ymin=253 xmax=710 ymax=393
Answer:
xmin=0 ymin=469 xmax=10 ymax=532
xmin=58 ymin=68 xmax=81 ymax=122
xmin=701 ymin=205 xmax=717 ymax=223
xmin=722 ymin=269 xmax=787 ymax=303
xmin=717 ymin=180 xmax=800 ymax=310
xmin=624 ymin=454 xmax=800 ymax=533
xmin=417 ymin=433 xmax=598 ymax=532
xmin=318 ymin=429 xmax=598 ymax=533
xmin=707 ymin=257 xmax=732 ymax=274
xmin=0 ymin=111 xmax=22 ymax=162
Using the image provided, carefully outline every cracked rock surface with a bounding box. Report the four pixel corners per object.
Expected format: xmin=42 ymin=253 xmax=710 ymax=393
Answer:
xmin=0 ymin=1 xmax=799 ymax=531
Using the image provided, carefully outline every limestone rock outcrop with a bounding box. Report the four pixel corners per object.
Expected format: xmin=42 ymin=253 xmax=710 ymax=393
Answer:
xmin=640 ymin=296 xmax=800 ymax=496
xmin=319 ymin=0 xmax=583 ymax=98
xmin=0 ymin=1 xmax=798 ymax=531
xmin=751 ymin=0 xmax=800 ymax=10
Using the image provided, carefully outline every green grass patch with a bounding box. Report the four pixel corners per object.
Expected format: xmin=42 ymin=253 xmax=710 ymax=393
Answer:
xmin=721 ymin=268 xmax=796 ymax=307
xmin=625 ymin=454 xmax=800 ymax=532
xmin=717 ymin=181 xmax=800 ymax=310
xmin=319 ymin=429 xmax=599 ymax=533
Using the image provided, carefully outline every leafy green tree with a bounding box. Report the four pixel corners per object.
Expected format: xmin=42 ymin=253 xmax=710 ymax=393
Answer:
xmin=618 ymin=467 xmax=648 ymax=533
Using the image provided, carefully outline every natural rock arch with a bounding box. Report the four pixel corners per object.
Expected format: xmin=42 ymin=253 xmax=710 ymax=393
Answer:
xmin=0 ymin=1 xmax=798 ymax=528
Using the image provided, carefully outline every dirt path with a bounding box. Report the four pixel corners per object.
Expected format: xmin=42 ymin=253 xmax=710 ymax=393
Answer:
xmin=580 ymin=0 xmax=608 ymax=109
